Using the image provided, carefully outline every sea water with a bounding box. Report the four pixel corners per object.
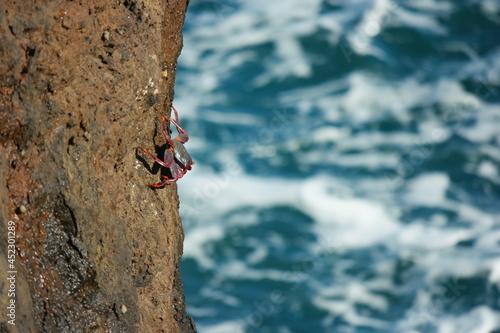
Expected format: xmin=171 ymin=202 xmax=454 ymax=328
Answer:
xmin=174 ymin=1 xmax=500 ymax=332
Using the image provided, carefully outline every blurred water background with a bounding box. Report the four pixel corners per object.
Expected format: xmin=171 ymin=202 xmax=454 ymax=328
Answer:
xmin=173 ymin=1 xmax=500 ymax=332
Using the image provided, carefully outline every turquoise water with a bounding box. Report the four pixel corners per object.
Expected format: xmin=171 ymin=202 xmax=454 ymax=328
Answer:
xmin=175 ymin=1 xmax=500 ymax=332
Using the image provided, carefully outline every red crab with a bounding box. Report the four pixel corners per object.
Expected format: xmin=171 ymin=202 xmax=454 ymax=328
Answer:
xmin=137 ymin=106 xmax=194 ymax=187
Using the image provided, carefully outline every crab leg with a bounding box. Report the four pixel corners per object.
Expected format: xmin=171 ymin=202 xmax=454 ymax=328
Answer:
xmin=150 ymin=176 xmax=175 ymax=187
xmin=137 ymin=147 xmax=172 ymax=168
xmin=150 ymin=163 xmax=186 ymax=187
xmin=139 ymin=148 xmax=179 ymax=187
xmin=160 ymin=117 xmax=176 ymax=147
xmin=171 ymin=105 xmax=181 ymax=123
xmin=159 ymin=175 xmax=180 ymax=184
xmin=168 ymin=106 xmax=189 ymax=143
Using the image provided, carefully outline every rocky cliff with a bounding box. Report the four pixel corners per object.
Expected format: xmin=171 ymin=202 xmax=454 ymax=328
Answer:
xmin=0 ymin=0 xmax=196 ymax=331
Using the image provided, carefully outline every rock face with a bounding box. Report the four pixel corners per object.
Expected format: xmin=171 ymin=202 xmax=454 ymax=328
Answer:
xmin=0 ymin=0 xmax=196 ymax=332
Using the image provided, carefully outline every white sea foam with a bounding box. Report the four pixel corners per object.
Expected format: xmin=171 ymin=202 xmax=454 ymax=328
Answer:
xmin=181 ymin=0 xmax=328 ymax=90
xmin=403 ymin=173 xmax=450 ymax=206
xmin=406 ymin=0 xmax=454 ymax=13
xmin=480 ymin=0 xmax=500 ymax=15
xmin=346 ymin=0 xmax=392 ymax=56
xmin=196 ymin=320 xmax=244 ymax=333
xmin=458 ymin=104 xmax=500 ymax=143
xmin=175 ymin=1 xmax=500 ymax=332
xmin=390 ymin=4 xmax=448 ymax=35
xmin=437 ymin=306 xmax=500 ymax=333
xmin=202 ymin=110 xmax=263 ymax=126
xmin=180 ymin=171 xmax=406 ymax=280
xmin=279 ymin=74 xmax=431 ymax=126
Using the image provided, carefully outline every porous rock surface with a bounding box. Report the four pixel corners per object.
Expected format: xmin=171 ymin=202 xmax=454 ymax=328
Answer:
xmin=0 ymin=0 xmax=196 ymax=332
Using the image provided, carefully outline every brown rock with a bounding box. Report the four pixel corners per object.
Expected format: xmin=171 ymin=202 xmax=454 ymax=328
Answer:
xmin=0 ymin=0 xmax=196 ymax=332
